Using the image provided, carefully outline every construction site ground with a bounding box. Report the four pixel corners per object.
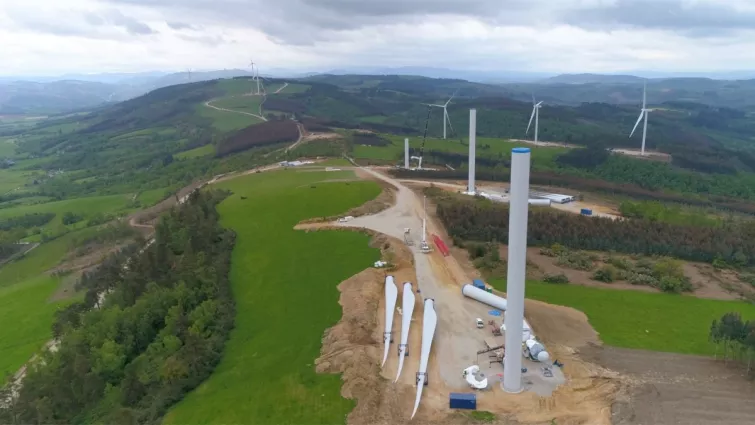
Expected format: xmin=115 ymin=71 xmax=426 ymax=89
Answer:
xmin=582 ymin=345 xmax=755 ymax=425
xmin=308 ymin=165 xmax=755 ymax=425
xmin=306 ymin=167 xmax=620 ymax=424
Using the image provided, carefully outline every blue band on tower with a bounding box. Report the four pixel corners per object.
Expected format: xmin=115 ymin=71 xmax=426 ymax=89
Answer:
xmin=512 ymin=147 xmax=531 ymax=153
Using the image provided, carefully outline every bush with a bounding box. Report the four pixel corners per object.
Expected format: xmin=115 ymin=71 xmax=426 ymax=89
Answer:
xmin=61 ymin=211 xmax=83 ymax=225
xmin=556 ymin=251 xmax=596 ymax=271
xmin=543 ymin=273 xmax=570 ymax=284
xmin=606 ymin=255 xmax=632 ymax=270
xmin=628 ymin=272 xmax=659 ymax=287
xmin=539 ymin=243 xmax=565 ymax=257
xmin=592 ymin=265 xmax=617 ymax=283
xmin=659 ymin=276 xmax=693 ymax=293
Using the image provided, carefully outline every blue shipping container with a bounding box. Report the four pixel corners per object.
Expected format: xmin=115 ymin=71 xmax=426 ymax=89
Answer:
xmin=472 ymin=279 xmax=485 ymax=289
xmin=580 ymin=208 xmax=593 ymax=216
xmin=449 ymin=393 xmax=477 ymax=410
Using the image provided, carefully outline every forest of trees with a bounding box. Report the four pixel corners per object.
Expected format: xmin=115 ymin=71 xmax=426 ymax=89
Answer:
xmin=216 ymin=120 xmax=299 ymax=157
xmin=709 ymin=312 xmax=755 ymax=375
xmin=1 ymin=190 xmax=236 ymax=424
xmin=432 ymin=193 xmax=755 ymax=267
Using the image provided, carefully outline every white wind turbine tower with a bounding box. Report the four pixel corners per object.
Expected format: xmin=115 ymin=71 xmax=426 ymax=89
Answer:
xmin=526 ymin=95 xmax=543 ymax=143
xmin=630 ymin=81 xmax=651 ymax=155
xmin=249 ymin=59 xmax=260 ymax=95
xmin=426 ymin=90 xmax=457 ymax=139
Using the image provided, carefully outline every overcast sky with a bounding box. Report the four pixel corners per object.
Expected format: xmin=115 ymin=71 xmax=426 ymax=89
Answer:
xmin=3 ymin=0 xmax=755 ymax=76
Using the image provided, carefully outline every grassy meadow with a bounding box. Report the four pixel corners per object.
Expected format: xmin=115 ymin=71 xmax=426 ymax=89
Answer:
xmin=196 ymin=103 xmax=263 ymax=132
xmin=174 ymin=144 xmax=215 ymax=159
xmin=489 ymin=278 xmax=755 ymax=355
xmin=212 ymin=96 xmax=264 ymax=115
xmin=164 ymin=169 xmax=381 ymax=424
xmin=353 ymin=134 xmax=567 ymax=166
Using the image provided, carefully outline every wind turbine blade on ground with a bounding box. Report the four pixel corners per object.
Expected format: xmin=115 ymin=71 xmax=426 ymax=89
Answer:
xmin=526 ymin=106 xmax=536 ymax=135
xmin=630 ymin=111 xmax=644 ymax=138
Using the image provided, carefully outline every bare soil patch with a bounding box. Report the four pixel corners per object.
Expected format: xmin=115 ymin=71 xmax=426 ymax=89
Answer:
xmin=582 ymin=345 xmax=755 ymax=425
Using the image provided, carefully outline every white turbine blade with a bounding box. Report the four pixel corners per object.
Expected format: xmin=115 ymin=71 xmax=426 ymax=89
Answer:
xmin=526 ymin=106 xmax=536 ymax=135
xmin=532 ymin=93 xmax=536 ymax=105
xmin=630 ymin=111 xmax=644 ymax=138
xmin=445 ymin=89 xmax=458 ymax=106
xmin=536 ymin=101 xmax=544 ymax=107
xmin=446 ymin=109 xmax=455 ymax=136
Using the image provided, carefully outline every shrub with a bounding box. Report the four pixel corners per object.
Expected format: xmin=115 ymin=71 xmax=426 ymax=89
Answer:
xmin=592 ymin=265 xmax=617 ymax=283
xmin=543 ymin=273 xmax=570 ymax=284
xmin=606 ymin=255 xmax=632 ymax=270
xmin=61 ymin=211 xmax=83 ymax=225
xmin=659 ymin=276 xmax=693 ymax=293
xmin=540 ymin=243 xmax=565 ymax=257
xmin=556 ymin=251 xmax=596 ymax=271
xmin=628 ymin=272 xmax=659 ymax=287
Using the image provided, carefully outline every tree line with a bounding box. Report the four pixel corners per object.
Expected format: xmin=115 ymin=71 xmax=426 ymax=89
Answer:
xmin=1 ymin=189 xmax=236 ymax=424
xmin=432 ymin=193 xmax=755 ymax=267
xmin=216 ymin=120 xmax=299 ymax=157
xmin=709 ymin=312 xmax=755 ymax=375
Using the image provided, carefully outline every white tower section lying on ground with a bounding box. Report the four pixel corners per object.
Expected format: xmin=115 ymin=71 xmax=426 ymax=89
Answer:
xmin=404 ymin=138 xmax=410 ymax=169
xmin=468 ymin=109 xmax=476 ymax=194
xmin=411 ymin=298 xmax=437 ymax=420
xmin=382 ymin=276 xmax=398 ymax=367
xmin=503 ymin=147 xmax=531 ymax=393
xmin=395 ymin=282 xmax=415 ymax=382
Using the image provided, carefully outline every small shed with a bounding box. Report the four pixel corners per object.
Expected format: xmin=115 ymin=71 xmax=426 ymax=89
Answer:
xmin=449 ymin=392 xmax=477 ymax=410
xmin=580 ymin=208 xmax=593 ymax=216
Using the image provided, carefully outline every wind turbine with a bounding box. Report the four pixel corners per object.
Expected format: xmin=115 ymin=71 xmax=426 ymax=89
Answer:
xmin=249 ymin=59 xmax=260 ymax=95
xmin=526 ymin=95 xmax=543 ymax=143
xmin=630 ymin=81 xmax=650 ymax=155
xmin=425 ymin=90 xmax=457 ymax=139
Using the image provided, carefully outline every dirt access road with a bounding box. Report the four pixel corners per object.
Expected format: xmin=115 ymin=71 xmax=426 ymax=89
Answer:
xmin=203 ymin=99 xmax=267 ymax=122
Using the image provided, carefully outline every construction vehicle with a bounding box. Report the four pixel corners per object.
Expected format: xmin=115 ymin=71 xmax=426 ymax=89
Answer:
xmin=475 ymin=318 xmax=484 ymax=328
xmin=404 ymin=228 xmax=414 ymax=246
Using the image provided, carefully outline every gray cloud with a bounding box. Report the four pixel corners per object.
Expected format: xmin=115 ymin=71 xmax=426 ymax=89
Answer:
xmin=106 ymin=9 xmax=156 ymax=35
xmin=109 ymin=0 xmax=755 ymax=42
xmin=7 ymin=6 xmax=156 ymax=37
xmin=167 ymin=21 xmax=199 ymax=30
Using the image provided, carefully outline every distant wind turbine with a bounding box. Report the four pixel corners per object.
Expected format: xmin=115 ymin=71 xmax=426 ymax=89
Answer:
xmin=629 ymin=81 xmax=651 ymax=155
xmin=526 ymin=95 xmax=543 ymax=143
xmin=425 ymin=89 xmax=458 ymax=139
xmin=249 ymin=59 xmax=261 ymax=95
xmin=186 ymin=68 xmax=193 ymax=83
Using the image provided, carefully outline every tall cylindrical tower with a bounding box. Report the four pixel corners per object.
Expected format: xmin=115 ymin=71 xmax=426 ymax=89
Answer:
xmin=502 ymin=147 xmax=531 ymax=393
xmin=468 ymin=109 xmax=476 ymax=193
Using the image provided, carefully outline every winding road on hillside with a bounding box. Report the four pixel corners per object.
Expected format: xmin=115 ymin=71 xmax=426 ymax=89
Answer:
xmin=203 ymin=99 xmax=268 ymax=122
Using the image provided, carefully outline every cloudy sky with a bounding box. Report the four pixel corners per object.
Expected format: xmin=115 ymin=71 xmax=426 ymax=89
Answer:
xmin=3 ymin=0 xmax=755 ymax=76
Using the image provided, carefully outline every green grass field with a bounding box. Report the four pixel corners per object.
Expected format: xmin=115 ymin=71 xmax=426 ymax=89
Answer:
xmin=0 ymin=275 xmax=65 ymax=378
xmin=217 ymin=78 xmax=257 ymax=96
xmin=175 ymin=144 xmax=215 ymax=159
xmin=0 ymin=137 xmax=16 ymax=157
xmin=277 ymin=83 xmax=310 ymax=94
xmin=0 ymin=168 xmax=31 ymax=193
xmin=196 ymin=103 xmax=263 ymax=132
xmin=488 ymin=279 xmax=755 ymax=355
xmin=212 ymin=96 xmax=263 ymax=115
xmin=0 ymin=227 xmax=99 ymax=378
xmin=136 ymin=187 xmax=171 ymax=206
xmin=353 ymin=134 xmax=566 ymax=166
xmin=0 ymin=193 xmax=135 ymax=235
xmin=164 ymin=169 xmax=381 ymax=424
xmin=317 ymin=158 xmax=352 ymax=167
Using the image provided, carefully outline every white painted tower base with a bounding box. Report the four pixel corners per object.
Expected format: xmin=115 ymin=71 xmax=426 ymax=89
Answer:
xmin=503 ymin=147 xmax=531 ymax=393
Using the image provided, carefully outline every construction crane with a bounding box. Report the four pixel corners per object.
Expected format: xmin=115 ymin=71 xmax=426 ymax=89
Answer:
xmin=411 ymin=106 xmax=432 ymax=170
